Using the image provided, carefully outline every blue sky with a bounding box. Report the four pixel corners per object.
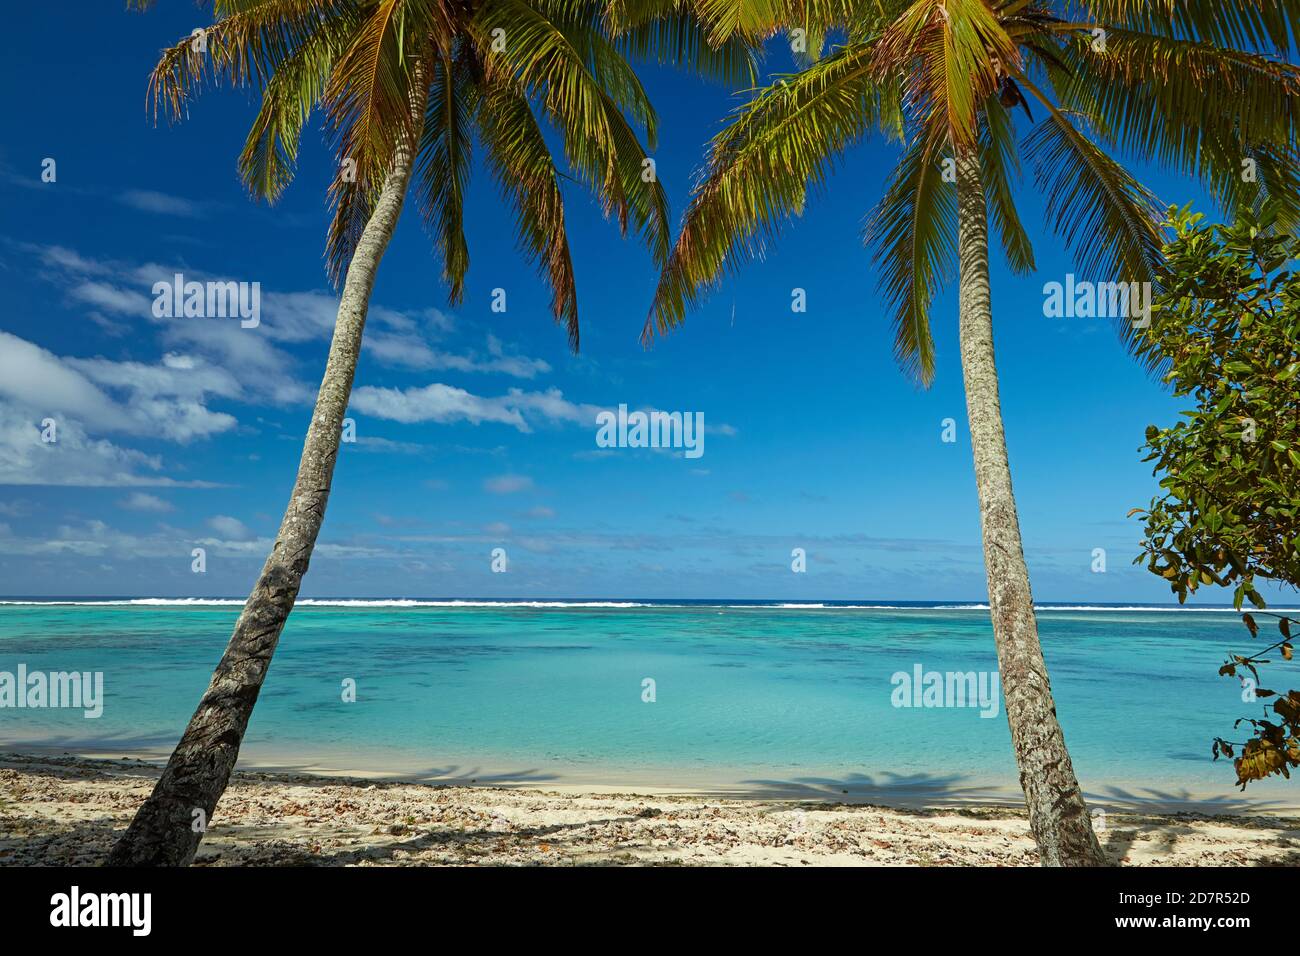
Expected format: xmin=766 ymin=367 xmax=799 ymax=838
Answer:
xmin=0 ymin=2 xmax=1283 ymax=603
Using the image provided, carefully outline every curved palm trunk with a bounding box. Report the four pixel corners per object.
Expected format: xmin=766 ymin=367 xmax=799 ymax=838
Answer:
xmin=954 ymin=150 xmax=1106 ymax=867
xmin=107 ymin=141 xmax=418 ymax=867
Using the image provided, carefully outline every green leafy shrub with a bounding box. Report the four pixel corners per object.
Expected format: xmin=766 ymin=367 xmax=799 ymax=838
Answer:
xmin=1133 ymin=205 xmax=1300 ymax=786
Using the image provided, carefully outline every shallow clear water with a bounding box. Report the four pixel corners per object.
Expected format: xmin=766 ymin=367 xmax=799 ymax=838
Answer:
xmin=1 ymin=601 xmax=1295 ymax=808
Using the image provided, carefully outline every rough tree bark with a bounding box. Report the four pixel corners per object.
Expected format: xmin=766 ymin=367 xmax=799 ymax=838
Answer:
xmin=954 ymin=149 xmax=1107 ymax=867
xmin=107 ymin=132 xmax=420 ymax=867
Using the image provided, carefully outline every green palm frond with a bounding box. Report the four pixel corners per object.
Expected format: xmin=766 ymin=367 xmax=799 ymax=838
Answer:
xmin=149 ymin=0 xmax=710 ymax=353
xmin=864 ymin=136 xmax=956 ymax=385
xmin=608 ymin=2 xmax=761 ymax=85
xmin=845 ymin=0 xmax=913 ymax=43
xmin=475 ymin=73 xmax=581 ymax=347
xmin=873 ymin=0 xmax=1017 ymax=148
xmin=1081 ymin=0 xmax=1300 ymax=56
xmin=979 ymin=95 xmax=1034 ymax=274
xmin=646 ymin=39 xmax=888 ymax=340
xmin=1237 ymin=143 xmax=1300 ymax=232
xmin=533 ymin=0 xmax=663 ymax=141
xmin=1020 ymin=78 xmax=1164 ymax=348
xmin=416 ymin=46 xmax=473 ymax=303
xmin=322 ymin=0 xmax=433 ymax=280
xmin=149 ymin=0 xmax=351 ymax=120
xmin=238 ymin=17 xmax=353 ymax=201
xmin=791 ymin=23 xmax=827 ymax=66
xmin=689 ymin=0 xmax=779 ymax=43
xmin=324 ymin=0 xmax=431 ymax=193
xmin=648 ymin=0 xmax=1300 ymax=380
xmin=607 ymin=0 xmax=871 ymax=46
xmin=1056 ymin=29 xmax=1300 ymax=167
xmin=1048 ymin=25 xmax=1300 ymax=240
xmin=471 ymin=0 xmax=670 ymax=266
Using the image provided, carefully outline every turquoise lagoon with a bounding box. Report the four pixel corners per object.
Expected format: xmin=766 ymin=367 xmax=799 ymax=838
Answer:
xmin=1 ymin=600 xmax=1297 ymax=812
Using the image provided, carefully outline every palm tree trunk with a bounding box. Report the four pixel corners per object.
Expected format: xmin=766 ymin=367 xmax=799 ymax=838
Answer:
xmin=954 ymin=149 xmax=1106 ymax=867
xmin=106 ymin=139 xmax=419 ymax=867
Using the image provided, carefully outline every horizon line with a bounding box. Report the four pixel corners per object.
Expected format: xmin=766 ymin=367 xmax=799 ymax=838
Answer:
xmin=0 ymin=595 xmax=1271 ymax=611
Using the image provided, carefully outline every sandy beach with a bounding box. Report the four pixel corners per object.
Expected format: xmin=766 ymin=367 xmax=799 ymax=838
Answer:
xmin=2 ymin=751 xmax=1298 ymax=866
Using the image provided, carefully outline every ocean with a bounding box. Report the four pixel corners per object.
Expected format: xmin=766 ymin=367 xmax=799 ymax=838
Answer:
xmin=2 ymin=599 xmax=1297 ymax=811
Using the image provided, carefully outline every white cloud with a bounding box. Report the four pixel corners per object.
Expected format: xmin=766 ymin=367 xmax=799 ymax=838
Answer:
xmin=157 ymin=320 xmax=310 ymax=406
xmin=484 ymin=474 xmax=533 ymax=495
xmin=0 ymin=516 xmax=388 ymax=561
xmin=69 ymin=353 xmax=241 ymax=401
xmin=68 ymin=281 xmax=152 ymax=317
xmin=257 ymin=290 xmax=343 ymax=343
xmin=484 ymin=334 xmax=551 ymax=378
xmin=119 ymin=492 xmax=173 ymax=512
xmin=252 ymin=291 xmax=543 ymax=379
xmin=0 ymin=332 xmax=238 ymax=442
xmin=351 ymin=383 xmax=603 ymax=432
xmin=118 ymin=189 xmax=202 ymax=217
xmin=37 ymin=245 xmax=112 ymax=276
xmin=360 ymin=329 xmax=551 ymax=379
xmin=27 ymin=246 xmax=547 ymax=418
xmin=25 ymin=244 xmax=316 ymax=405
xmin=0 ymin=406 xmax=212 ymax=488
xmin=351 ymin=383 xmax=529 ymax=428
xmin=6 ymin=242 xmax=634 ymax=489
xmin=353 ymin=436 xmax=426 ymax=454
xmin=0 ymin=332 xmax=135 ymax=432
xmin=349 ymin=378 xmax=739 ymax=454
xmin=0 ymin=330 xmax=246 ymax=484
xmin=503 ymin=387 xmax=606 ymax=426
xmin=0 ymin=517 xmax=393 ymax=561
xmin=207 ymin=515 xmax=253 ymax=540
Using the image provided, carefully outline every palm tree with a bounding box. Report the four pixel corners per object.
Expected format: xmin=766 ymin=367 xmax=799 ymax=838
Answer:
xmin=643 ymin=0 xmax=1300 ymax=865
xmin=110 ymin=0 xmax=754 ymax=866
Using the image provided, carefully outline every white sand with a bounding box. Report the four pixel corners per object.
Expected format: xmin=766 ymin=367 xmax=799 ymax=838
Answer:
xmin=3 ymin=752 xmax=1299 ymax=866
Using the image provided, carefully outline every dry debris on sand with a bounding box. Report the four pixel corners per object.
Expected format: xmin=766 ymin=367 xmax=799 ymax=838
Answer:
xmin=2 ymin=753 xmax=1298 ymax=866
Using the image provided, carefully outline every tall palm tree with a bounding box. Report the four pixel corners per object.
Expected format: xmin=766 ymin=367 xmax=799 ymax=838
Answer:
xmin=110 ymin=0 xmax=754 ymax=866
xmin=643 ymin=0 xmax=1300 ymax=865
